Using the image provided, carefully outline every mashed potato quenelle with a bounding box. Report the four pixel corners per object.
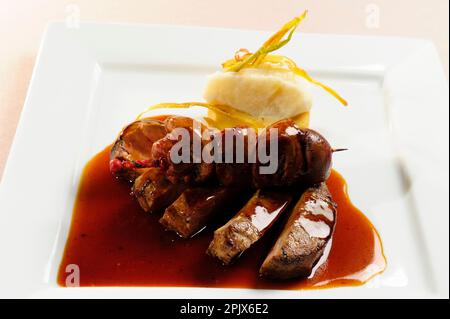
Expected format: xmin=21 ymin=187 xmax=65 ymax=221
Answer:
xmin=204 ymin=64 xmax=313 ymax=125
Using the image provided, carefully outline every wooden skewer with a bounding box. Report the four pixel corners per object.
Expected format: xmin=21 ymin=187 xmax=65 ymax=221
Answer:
xmin=332 ymin=148 xmax=348 ymax=153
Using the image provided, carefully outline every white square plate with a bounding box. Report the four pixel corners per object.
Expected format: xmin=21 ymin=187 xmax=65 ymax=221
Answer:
xmin=0 ymin=22 xmax=448 ymax=298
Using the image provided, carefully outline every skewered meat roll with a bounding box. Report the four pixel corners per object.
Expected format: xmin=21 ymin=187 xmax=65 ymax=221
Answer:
xmin=110 ymin=119 xmax=167 ymax=181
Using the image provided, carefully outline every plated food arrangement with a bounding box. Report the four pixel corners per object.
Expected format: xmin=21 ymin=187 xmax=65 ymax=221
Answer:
xmin=58 ymin=12 xmax=386 ymax=288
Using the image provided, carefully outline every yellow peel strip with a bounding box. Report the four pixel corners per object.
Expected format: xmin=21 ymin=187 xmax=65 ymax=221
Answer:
xmin=136 ymin=102 xmax=265 ymax=128
xmin=222 ymin=10 xmax=348 ymax=106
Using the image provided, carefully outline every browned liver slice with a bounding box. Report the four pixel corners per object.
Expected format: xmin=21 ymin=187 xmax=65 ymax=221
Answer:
xmin=132 ymin=167 xmax=187 ymax=213
xmin=207 ymin=190 xmax=293 ymax=265
xmin=259 ymin=183 xmax=337 ymax=280
xmin=159 ymin=186 xmax=239 ymax=238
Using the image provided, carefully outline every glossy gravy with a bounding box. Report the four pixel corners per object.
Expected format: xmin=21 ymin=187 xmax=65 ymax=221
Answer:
xmin=58 ymin=146 xmax=385 ymax=289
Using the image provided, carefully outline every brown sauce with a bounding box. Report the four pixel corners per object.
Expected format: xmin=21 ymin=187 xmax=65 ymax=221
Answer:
xmin=57 ymin=146 xmax=386 ymax=289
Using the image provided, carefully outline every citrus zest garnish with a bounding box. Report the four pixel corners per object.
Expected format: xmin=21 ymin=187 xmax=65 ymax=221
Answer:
xmin=263 ymin=55 xmax=348 ymax=106
xmin=222 ymin=10 xmax=348 ymax=106
xmin=136 ymin=102 xmax=265 ymax=128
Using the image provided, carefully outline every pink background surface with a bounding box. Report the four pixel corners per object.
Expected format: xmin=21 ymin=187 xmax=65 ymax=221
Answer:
xmin=0 ymin=0 xmax=448 ymax=179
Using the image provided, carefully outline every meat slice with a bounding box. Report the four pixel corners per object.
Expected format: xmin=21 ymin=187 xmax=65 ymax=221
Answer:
xmin=259 ymin=183 xmax=337 ymax=280
xmin=207 ymin=190 xmax=292 ymax=265
xmin=110 ymin=118 xmax=167 ymax=181
xmin=132 ymin=167 xmax=187 ymax=213
xmin=159 ymin=186 xmax=239 ymax=238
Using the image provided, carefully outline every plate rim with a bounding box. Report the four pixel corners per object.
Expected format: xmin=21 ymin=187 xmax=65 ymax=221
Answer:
xmin=0 ymin=22 xmax=448 ymax=299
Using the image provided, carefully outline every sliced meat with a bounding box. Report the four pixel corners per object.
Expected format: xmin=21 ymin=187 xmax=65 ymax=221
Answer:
xmin=207 ymin=190 xmax=292 ymax=265
xmin=110 ymin=118 xmax=167 ymax=181
xmin=159 ymin=186 xmax=239 ymax=238
xmin=259 ymin=183 xmax=337 ymax=280
xmin=132 ymin=167 xmax=187 ymax=213
xmin=151 ymin=116 xmax=214 ymax=184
